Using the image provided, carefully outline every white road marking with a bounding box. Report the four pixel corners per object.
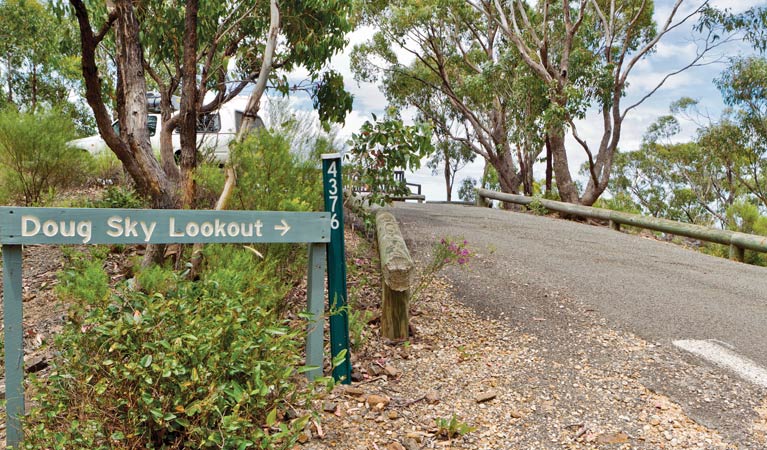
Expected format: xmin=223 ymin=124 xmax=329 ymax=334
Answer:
xmin=673 ymin=339 xmax=767 ymax=389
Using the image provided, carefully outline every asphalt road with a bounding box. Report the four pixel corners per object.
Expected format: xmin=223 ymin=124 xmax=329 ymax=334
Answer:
xmin=390 ymin=202 xmax=767 ymax=376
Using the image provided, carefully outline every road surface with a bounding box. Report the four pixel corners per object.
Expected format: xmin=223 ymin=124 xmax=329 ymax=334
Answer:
xmin=390 ymin=202 xmax=767 ymax=442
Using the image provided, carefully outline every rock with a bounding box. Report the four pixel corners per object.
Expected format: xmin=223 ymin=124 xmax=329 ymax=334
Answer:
xmin=343 ymin=386 xmax=365 ymax=397
xmin=595 ymin=432 xmax=629 ymax=444
xmin=387 ymin=443 xmax=406 ymax=450
xmin=406 ymin=432 xmax=426 ymax=443
xmin=297 ymin=432 xmax=310 ymax=444
xmin=649 ymin=416 xmax=661 ymax=426
xmin=474 ymin=391 xmax=497 ymax=403
xmin=425 ymin=390 xmax=440 ymax=404
xmin=351 ymin=369 xmax=364 ymax=382
xmin=388 ymin=410 xmax=399 ymax=420
xmin=510 ymin=410 xmax=524 ymax=419
xmin=403 ymin=438 xmax=421 ymax=450
xmin=366 ymin=394 xmax=391 ymax=408
xmin=323 ymin=401 xmax=338 ymax=413
xmin=384 ymin=365 xmax=399 ymax=377
xmin=368 ymin=363 xmax=383 ymax=376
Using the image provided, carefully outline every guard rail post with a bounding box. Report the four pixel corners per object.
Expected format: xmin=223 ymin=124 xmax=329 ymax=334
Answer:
xmin=475 ymin=188 xmax=488 ymax=207
xmin=375 ymin=210 xmax=413 ymax=340
xmin=729 ymin=244 xmax=745 ymax=262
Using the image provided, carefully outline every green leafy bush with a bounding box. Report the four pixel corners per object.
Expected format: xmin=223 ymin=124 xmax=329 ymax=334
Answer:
xmin=0 ymin=108 xmax=93 ymax=205
xmin=90 ymin=152 xmax=125 ymax=185
xmin=192 ymin=163 xmax=226 ymax=209
xmin=230 ymin=130 xmax=322 ymax=212
xmin=346 ymin=112 xmax=433 ymax=206
xmin=525 ymin=196 xmax=549 ymax=215
xmin=229 ymin=130 xmax=323 ymax=266
xmin=24 ymin=246 xmax=330 ymax=449
xmin=85 ymin=185 xmax=147 ymax=209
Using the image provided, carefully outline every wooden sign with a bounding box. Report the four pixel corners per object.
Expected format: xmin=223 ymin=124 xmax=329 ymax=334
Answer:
xmin=0 ymin=207 xmax=330 ymax=245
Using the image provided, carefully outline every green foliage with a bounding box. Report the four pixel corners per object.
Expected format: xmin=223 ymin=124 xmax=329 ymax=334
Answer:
xmin=593 ymin=193 xmax=642 ymax=215
xmin=229 ymin=129 xmax=322 ymax=265
xmin=525 ymin=196 xmax=549 ymax=216
xmin=312 ymin=70 xmax=354 ymax=127
xmin=86 ymin=185 xmax=147 ymax=209
xmin=726 ymin=200 xmax=767 ymax=236
xmin=347 ymin=112 xmax=434 ymax=205
xmin=699 ymin=5 xmax=767 ymax=53
xmin=192 ymin=163 xmax=226 ymax=209
xmin=230 ymin=130 xmax=322 ymax=212
xmin=0 ymin=108 xmax=93 ymax=205
xmin=25 ymin=246 xmax=329 ymax=449
xmin=458 ymin=177 xmax=478 ymax=203
xmin=724 ymin=202 xmax=767 ymax=265
xmin=435 ymin=415 xmax=476 ymax=439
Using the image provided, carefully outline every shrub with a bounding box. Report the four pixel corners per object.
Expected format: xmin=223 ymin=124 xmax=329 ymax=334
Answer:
xmin=230 ymin=130 xmax=322 ymax=213
xmin=193 ymin=163 xmax=226 ymax=209
xmin=90 ymin=151 xmax=125 ymax=185
xmin=24 ymin=245 xmax=329 ymax=449
xmin=85 ymin=185 xmax=147 ymax=209
xmin=0 ymin=108 xmax=93 ymax=205
xmin=228 ymin=130 xmax=323 ymax=266
xmin=594 ymin=192 xmax=642 ymax=215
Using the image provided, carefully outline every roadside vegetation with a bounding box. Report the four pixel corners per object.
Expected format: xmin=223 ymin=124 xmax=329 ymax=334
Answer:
xmin=5 ymin=0 xmax=767 ymax=445
xmin=4 ymin=125 xmax=353 ymax=448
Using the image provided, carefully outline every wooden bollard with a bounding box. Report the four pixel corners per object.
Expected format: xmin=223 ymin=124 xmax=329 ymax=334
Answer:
xmin=375 ymin=211 xmax=413 ymax=340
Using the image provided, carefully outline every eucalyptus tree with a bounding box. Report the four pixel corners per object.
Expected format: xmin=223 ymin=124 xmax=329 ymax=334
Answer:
xmin=713 ymin=56 xmax=767 ymax=210
xmin=427 ymin=137 xmax=476 ymax=201
xmin=67 ymin=0 xmax=353 ymax=211
xmin=352 ymin=0 xmax=548 ymax=196
xmin=0 ymin=0 xmax=93 ymax=131
xmin=471 ymin=0 xmax=725 ymax=205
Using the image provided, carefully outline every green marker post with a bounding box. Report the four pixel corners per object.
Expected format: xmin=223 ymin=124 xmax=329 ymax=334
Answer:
xmin=321 ymin=153 xmax=352 ymax=383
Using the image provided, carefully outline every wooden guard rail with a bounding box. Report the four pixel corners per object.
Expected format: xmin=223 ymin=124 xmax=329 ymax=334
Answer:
xmin=476 ymin=188 xmax=767 ymax=263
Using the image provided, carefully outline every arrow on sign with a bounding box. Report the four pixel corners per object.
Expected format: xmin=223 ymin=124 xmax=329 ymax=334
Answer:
xmin=274 ymin=219 xmax=291 ymax=236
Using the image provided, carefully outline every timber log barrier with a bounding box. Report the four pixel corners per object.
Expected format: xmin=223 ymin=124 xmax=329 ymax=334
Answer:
xmin=476 ymin=188 xmax=767 ymax=263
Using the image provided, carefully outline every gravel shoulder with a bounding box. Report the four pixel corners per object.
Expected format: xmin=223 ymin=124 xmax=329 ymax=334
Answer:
xmin=302 ymin=207 xmax=767 ymax=449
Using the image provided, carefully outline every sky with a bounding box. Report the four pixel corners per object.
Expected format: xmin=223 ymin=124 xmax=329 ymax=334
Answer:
xmin=289 ymin=0 xmax=767 ymax=202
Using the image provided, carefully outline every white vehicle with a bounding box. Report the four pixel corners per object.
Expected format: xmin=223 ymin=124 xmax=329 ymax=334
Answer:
xmin=68 ymin=95 xmax=263 ymax=163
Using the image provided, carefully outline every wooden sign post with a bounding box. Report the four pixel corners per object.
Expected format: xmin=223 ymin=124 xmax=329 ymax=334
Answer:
xmin=0 ymin=204 xmax=347 ymax=447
